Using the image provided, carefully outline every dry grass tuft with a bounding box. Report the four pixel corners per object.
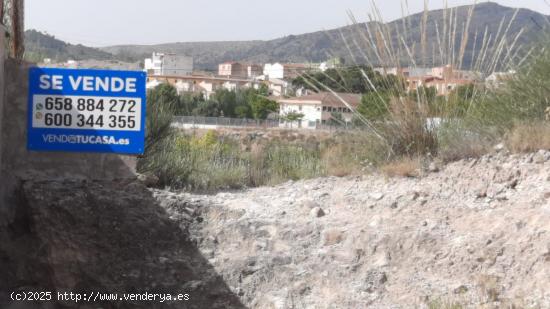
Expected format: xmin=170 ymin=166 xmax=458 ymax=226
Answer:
xmin=384 ymin=98 xmax=439 ymax=157
xmin=506 ymin=122 xmax=550 ymax=153
xmin=381 ymin=157 xmax=421 ymax=178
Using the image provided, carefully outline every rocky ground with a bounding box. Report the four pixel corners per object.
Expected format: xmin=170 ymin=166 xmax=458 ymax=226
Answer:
xmin=154 ymin=150 xmax=550 ymax=308
xmin=1 ymin=150 xmax=548 ymax=309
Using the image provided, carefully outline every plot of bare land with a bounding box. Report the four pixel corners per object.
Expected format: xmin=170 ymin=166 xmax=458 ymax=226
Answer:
xmin=155 ymin=151 xmax=550 ymax=308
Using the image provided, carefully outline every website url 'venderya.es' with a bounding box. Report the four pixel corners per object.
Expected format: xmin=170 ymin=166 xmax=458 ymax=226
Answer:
xmin=11 ymin=291 xmax=190 ymax=303
xmin=41 ymin=134 xmax=130 ymax=145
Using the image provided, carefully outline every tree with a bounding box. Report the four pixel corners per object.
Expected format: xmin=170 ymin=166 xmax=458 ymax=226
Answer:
xmin=176 ymin=92 xmax=204 ymax=115
xmin=328 ymin=112 xmax=345 ymax=126
xmin=409 ymin=86 xmax=437 ymax=103
xmin=257 ymin=83 xmax=270 ymax=96
xmin=282 ymin=111 xmax=305 ymax=128
xmin=211 ymin=89 xmax=237 ymax=117
xmin=192 ymin=100 xmax=221 ymax=117
xmin=145 ymin=83 xmax=179 ymax=148
xmin=250 ymin=95 xmax=278 ymax=119
xmin=358 ymin=91 xmax=390 ymax=120
xmin=235 ymin=105 xmax=251 ymax=118
xmin=446 ymin=84 xmax=477 ymax=117
xmin=292 ymin=66 xmax=402 ymax=94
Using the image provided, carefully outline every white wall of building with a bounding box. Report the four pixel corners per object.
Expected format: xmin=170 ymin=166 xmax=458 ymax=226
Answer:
xmin=279 ymin=102 xmax=321 ymax=129
xmin=264 ymin=63 xmax=285 ymax=79
xmin=144 ymin=52 xmax=193 ymax=76
xmin=175 ymin=81 xmax=193 ymax=94
xmin=222 ymin=81 xmax=238 ymax=91
xmin=199 ymin=81 xmax=215 ymax=99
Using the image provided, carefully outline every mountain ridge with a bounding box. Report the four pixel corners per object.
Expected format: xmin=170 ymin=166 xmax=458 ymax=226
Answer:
xmin=25 ymin=2 xmax=549 ymax=70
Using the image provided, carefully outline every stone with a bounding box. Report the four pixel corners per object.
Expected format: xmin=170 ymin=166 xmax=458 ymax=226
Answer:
xmin=533 ymin=150 xmax=547 ymax=164
xmin=310 ymin=207 xmax=326 ymax=218
xmin=454 ymin=285 xmax=469 ymax=294
xmin=369 ymin=215 xmax=382 ymax=227
xmin=428 ymin=162 xmax=440 ymax=173
xmin=322 ymin=229 xmax=345 ymax=246
xmin=301 ymin=199 xmax=319 ymax=209
xmin=370 ymin=192 xmax=384 ymax=201
xmin=137 ymin=173 xmax=160 ymax=187
xmin=476 ymin=187 xmax=488 ymax=198
xmin=363 ymin=269 xmax=388 ymax=293
xmin=494 ymin=143 xmax=505 ymax=152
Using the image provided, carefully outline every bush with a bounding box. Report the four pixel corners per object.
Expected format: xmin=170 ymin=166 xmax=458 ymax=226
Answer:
xmin=383 ymin=98 xmax=439 ymax=157
xmin=506 ymin=122 xmax=550 ymax=153
xmin=468 ymin=48 xmax=550 ymax=130
xmin=381 ymin=157 xmax=421 ymax=178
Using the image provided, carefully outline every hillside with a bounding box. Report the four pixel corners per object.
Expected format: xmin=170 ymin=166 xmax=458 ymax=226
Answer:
xmin=101 ymin=2 xmax=549 ymax=70
xmin=24 ymin=29 xmax=115 ymax=63
xmin=24 ymin=3 xmax=549 ymax=70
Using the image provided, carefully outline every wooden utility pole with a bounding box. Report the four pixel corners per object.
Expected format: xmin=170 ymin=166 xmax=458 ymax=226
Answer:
xmin=0 ymin=1 xmax=5 ymax=25
xmin=11 ymin=0 xmax=24 ymax=59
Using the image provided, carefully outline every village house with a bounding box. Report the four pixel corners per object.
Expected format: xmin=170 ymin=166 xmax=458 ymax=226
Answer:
xmin=218 ymin=62 xmax=247 ymax=78
xmin=485 ymin=70 xmax=516 ymax=89
xmin=277 ymin=92 xmax=361 ymax=129
xmin=144 ymin=52 xmax=194 ymax=76
xmin=146 ymin=75 xmax=259 ymax=99
xmin=403 ymin=65 xmax=479 ymax=96
xmin=263 ymin=62 xmax=316 ymax=80
xmin=375 ymin=65 xmax=480 ymax=96
xmin=266 ymin=78 xmax=290 ymax=97
xmin=219 ymin=62 xmax=263 ymax=78
xmin=247 ymin=64 xmax=263 ymax=78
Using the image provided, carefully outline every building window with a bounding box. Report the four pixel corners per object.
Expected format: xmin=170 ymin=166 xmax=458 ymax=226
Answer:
xmin=322 ymin=106 xmax=327 ymax=111
xmin=299 ymin=106 xmax=303 ymax=111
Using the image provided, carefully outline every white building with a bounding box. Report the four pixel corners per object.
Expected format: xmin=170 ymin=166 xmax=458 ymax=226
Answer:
xmin=277 ymin=92 xmax=361 ymax=129
xmin=264 ymin=63 xmax=285 ymax=79
xmin=263 ymin=63 xmax=314 ymax=80
xmin=485 ymin=70 xmax=516 ymax=89
xmin=144 ymin=52 xmax=193 ymax=76
xmin=267 ymin=78 xmax=289 ymax=97
xmin=66 ymin=60 xmax=78 ymax=68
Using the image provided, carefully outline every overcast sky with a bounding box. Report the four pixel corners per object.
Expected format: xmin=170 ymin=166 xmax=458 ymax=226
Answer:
xmin=25 ymin=0 xmax=550 ymax=46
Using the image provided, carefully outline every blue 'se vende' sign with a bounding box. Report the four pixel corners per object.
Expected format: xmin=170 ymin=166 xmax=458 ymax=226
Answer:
xmin=27 ymin=67 xmax=146 ymax=154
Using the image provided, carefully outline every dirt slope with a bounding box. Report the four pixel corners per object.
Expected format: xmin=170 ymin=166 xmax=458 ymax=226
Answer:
xmin=156 ymin=151 xmax=550 ymax=308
